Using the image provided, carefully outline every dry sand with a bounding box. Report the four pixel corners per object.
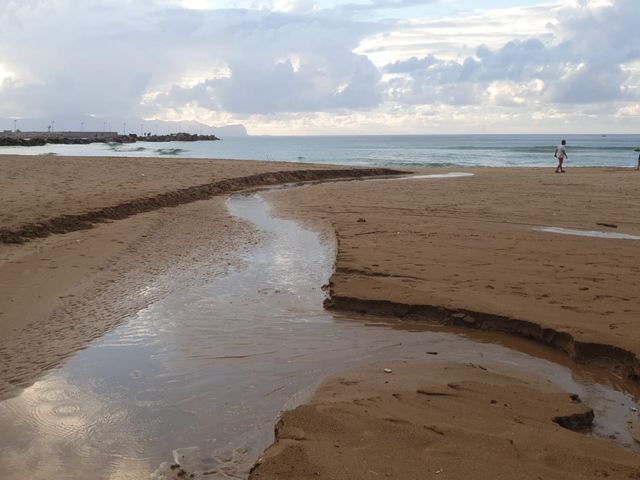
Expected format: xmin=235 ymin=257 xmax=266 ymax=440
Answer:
xmin=2 ymin=157 xmax=639 ymax=478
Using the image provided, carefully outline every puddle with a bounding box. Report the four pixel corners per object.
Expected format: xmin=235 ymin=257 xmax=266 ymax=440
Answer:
xmin=402 ymin=172 xmax=474 ymax=179
xmin=536 ymin=227 xmax=640 ymax=240
xmin=0 ymin=193 xmax=638 ymax=480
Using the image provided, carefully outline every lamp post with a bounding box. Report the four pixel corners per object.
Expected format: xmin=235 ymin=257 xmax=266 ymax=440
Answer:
xmin=13 ymin=119 xmax=17 ymax=132
xmin=51 ymin=121 xmax=55 ymax=133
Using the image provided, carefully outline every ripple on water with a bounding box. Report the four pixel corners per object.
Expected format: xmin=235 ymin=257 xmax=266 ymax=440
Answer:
xmin=15 ymin=383 xmax=89 ymax=440
xmin=134 ymin=389 xmax=166 ymax=408
xmin=403 ymin=172 xmax=475 ymax=179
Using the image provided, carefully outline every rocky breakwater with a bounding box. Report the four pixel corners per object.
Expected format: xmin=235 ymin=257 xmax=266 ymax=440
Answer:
xmin=0 ymin=132 xmax=220 ymax=147
xmin=141 ymin=133 xmax=220 ymax=142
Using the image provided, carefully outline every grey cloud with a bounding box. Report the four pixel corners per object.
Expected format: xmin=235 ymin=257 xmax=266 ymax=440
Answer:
xmin=552 ymin=63 xmax=630 ymax=104
xmin=382 ymin=0 xmax=640 ymax=106
xmin=384 ymin=38 xmax=564 ymax=106
xmin=156 ymin=10 xmax=384 ymax=114
xmin=334 ymin=0 xmax=436 ymax=14
xmin=385 ymin=55 xmax=439 ymax=74
xmin=0 ymin=2 xmax=384 ymax=120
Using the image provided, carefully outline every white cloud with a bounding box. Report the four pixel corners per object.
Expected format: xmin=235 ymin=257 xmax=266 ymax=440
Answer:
xmin=355 ymin=4 xmax=558 ymax=66
xmin=0 ymin=63 xmax=14 ymax=85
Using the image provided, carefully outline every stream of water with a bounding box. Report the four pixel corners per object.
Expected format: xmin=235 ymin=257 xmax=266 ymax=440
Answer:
xmin=0 ymin=191 xmax=637 ymax=480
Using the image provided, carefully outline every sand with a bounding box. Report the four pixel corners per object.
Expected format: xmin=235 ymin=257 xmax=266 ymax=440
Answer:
xmin=266 ymin=167 xmax=640 ymax=374
xmin=250 ymin=360 xmax=640 ymax=480
xmin=2 ymin=157 xmax=639 ymax=478
xmin=0 ymin=155 xmax=329 ymax=230
xmin=0 ymin=155 xmax=395 ymax=400
xmin=0 ymin=196 xmax=259 ymax=400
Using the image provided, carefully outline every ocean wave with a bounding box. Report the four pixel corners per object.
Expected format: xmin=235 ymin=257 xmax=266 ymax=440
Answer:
xmin=383 ymin=161 xmax=459 ymax=168
xmin=155 ymin=148 xmax=188 ymax=155
xmin=449 ymin=145 xmax=636 ymax=152
xmin=109 ymin=145 xmax=147 ymax=152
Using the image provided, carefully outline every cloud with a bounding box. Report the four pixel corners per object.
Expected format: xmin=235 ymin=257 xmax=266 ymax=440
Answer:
xmin=155 ymin=10 xmax=384 ymax=114
xmin=0 ymin=2 xmax=384 ymax=122
xmin=0 ymin=0 xmax=639 ymax=133
xmin=335 ymin=0 xmax=436 ymax=14
xmin=380 ymin=0 xmax=640 ymax=107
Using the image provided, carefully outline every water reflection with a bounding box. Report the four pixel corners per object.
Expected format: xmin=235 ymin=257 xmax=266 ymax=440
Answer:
xmin=402 ymin=172 xmax=475 ymax=179
xmin=536 ymin=226 xmax=640 ymax=240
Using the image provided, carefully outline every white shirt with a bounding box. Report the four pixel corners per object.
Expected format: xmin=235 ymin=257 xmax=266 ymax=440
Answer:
xmin=556 ymin=144 xmax=567 ymax=158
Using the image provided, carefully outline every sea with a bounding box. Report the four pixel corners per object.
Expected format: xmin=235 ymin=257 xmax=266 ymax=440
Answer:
xmin=1 ymin=134 xmax=639 ymax=168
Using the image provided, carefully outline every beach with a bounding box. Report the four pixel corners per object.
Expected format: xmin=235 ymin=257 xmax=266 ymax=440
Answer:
xmin=1 ymin=156 xmax=639 ymax=479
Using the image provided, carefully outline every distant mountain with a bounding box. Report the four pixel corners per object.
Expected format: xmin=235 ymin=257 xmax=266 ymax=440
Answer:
xmin=211 ymin=124 xmax=247 ymax=137
xmin=1 ymin=116 xmax=248 ymax=138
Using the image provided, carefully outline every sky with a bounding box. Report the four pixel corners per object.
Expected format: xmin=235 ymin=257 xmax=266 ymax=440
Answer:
xmin=0 ymin=0 xmax=639 ymax=135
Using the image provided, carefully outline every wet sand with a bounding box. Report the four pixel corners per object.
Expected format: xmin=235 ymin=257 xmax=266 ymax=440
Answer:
xmin=251 ymin=360 xmax=640 ymax=480
xmin=2 ymin=158 xmax=640 ymax=478
xmin=254 ymin=167 xmax=640 ymax=478
xmin=0 ymin=155 xmax=395 ymax=400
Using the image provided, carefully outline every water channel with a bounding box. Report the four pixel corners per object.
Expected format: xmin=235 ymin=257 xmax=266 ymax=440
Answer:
xmin=0 ymin=188 xmax=638 ymax=480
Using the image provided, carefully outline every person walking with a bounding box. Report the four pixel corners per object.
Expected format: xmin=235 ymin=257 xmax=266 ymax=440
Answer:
xmin=555 ymin=140 xmax=567 ymax=173
xmin=636 ymin=151 xmax=640 ymax=171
